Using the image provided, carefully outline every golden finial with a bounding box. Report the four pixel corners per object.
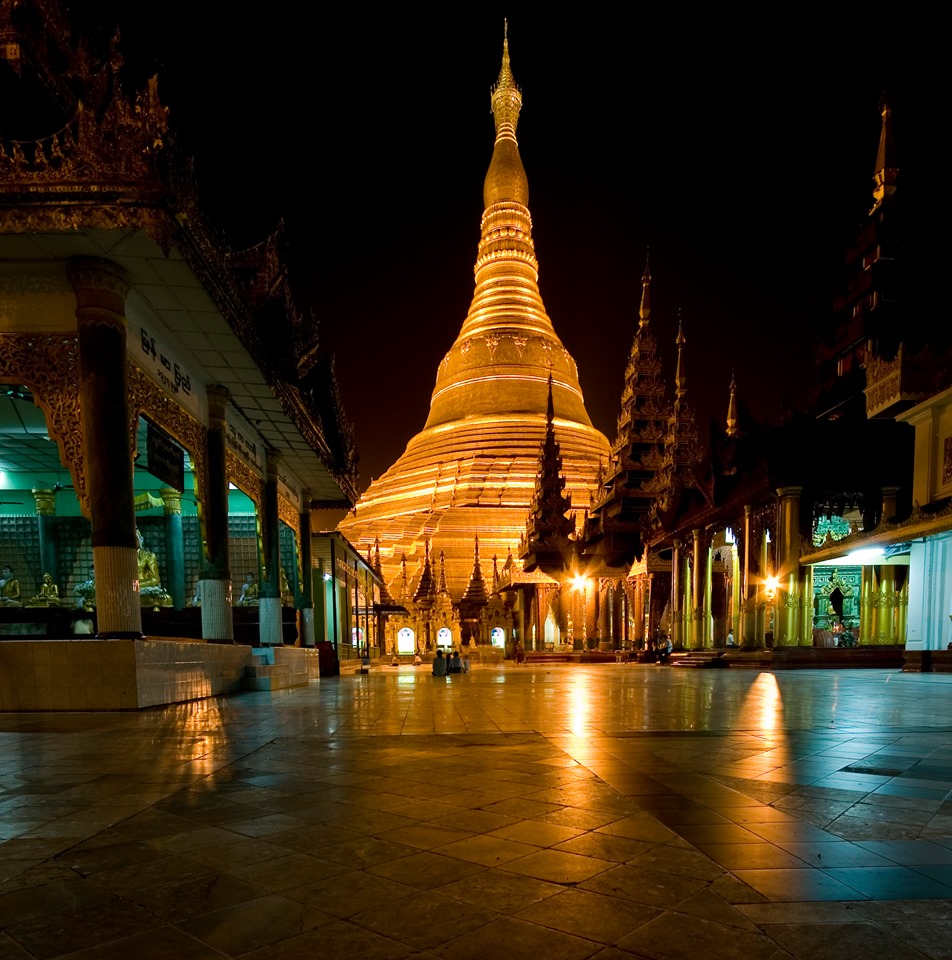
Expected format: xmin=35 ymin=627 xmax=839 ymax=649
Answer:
xmin=491 ymin=19 xmax=522 ymax=141
xmin=726 ymin=371 xmax=739 ymax=438
xmin=638 ymin=250 xmax=652 ymax=327
xmin=674 ymin=311 xmax=687 ymax=400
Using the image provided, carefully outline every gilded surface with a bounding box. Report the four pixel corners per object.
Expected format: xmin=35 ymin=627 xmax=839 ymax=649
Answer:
xmin=0 ymin=333 xmax=86 ymax=513
xmin=128 ymin=364 xmax=206 ymax=508
xmin=227 ymin=448 xmax=263 ymax=510
xmin=338 ymin=35 xmax=609 ymax=601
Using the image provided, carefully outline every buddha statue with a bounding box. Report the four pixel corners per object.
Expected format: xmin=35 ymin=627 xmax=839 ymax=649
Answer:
xmin=28 ymin=572 xmax=61 ymax=606
xmin=0 ymin=564 xmax=21 ymax=606
xmin=136 ymin=528 xmax=172 ymax=608
xmin=237 ymin=571 xmax=259 ymax=606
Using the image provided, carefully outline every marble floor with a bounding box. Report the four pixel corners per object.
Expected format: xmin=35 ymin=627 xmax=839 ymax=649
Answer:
xmin=2 ymin=663 xmax=952 ymax=959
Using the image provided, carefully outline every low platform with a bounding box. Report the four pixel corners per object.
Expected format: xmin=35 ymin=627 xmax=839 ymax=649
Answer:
xmin=0 ymin=638 xmax=318 ymax=710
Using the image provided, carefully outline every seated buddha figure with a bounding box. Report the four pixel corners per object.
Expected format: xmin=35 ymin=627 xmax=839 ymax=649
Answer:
xmin=28 ymin=572 xmax=61 ymax=606
xmin=0 ymin=564 xmax=21 ymax=606
xmin=136 ymin=529 xmax=172 ymax=608
xmin=237 ymin=571 xmax=259 ymax=606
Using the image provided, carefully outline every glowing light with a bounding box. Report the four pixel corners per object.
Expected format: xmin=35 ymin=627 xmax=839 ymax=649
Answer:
xmin=571 ymin=574 xmax=588 ymax=591
xmin=764 ymin=574 xmax=779 ymax=599
xmin=847 ymin=547 xmax=885 ymax=563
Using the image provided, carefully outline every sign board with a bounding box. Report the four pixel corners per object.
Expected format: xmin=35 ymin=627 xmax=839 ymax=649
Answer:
xmin=146 ymin=421 xmax=185 ymax=492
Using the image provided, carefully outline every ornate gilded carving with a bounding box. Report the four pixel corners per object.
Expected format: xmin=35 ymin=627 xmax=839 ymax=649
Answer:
xmin=31 ymin=488 xmax=56 ymax=516
xmin=127 ymin=363 xmax=206 ymax=510
xmin=276 ymin=494 xmax=299 ymax=536
xmin=0 ymin=333 xmax=86 ymax=514
xmin=943 ymin=437 xmax=952 ymax=487
xmin=227 ymin=448 xmax=263 ymax=510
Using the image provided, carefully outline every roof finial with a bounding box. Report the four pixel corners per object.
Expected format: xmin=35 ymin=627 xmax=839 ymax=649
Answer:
xmin=638 ymin=249 xmax=652 ymax=328
xmin=726 ymin=370 xmax=739 ymax=438
xmin=674 ymin=311 xmax=687 ymax=401
xmin=870 ymin=96 xmax=898 ymax=214
xmin=491 ymin=20 xmax=522 ymax=141
xmin=546 ymin=372 xmax=555 ymax=425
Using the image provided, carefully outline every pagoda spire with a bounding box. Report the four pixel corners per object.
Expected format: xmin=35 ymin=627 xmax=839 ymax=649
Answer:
xmin=639 ymin=252 xmax=652 ymax=328
xmin=674 ymin=312 xmax=687 ymax=402
xmin=438 ymin=549 xmax=450 ymax=597
xmin=870 ymin=97 xmax=898 ymax=214
xmin=371 ymin=538 xmax=396 ymax=605
xmin=726 ymin=372 xmax=739 ymax=438
xmin=460 ymin=535 xmax=489 ymax=607
xmin=492 ymin=554 xmax=500 ymax=593
xmin=412 ymin=539 xmax=435 ymax=607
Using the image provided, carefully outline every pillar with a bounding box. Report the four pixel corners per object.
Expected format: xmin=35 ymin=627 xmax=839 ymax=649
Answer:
xmin=775 ymin=487 xmax=802 ymax=648
xmin=691 ymin=528 xmax=704 ymax=650
xmin=299 ymin=491 xmax=315 ymax=646
xmin=742 ymin=506 xmax=757 ymax=646
xmin=32 ymin=488 xmax=58 ymax=588
xmin=67 ymin=257 xmax=141 ymax=638
xmin=859 ymin=566 xmax=875 ymax=643
xmin=160 ymin=487 xmax=185 ymax=610
xmin=731 ymin=543 xmax=741 ymax=642
xmin=756 ymin=525 xmax=768 ymax=645
xmin=259 ymin=452 xmax=283 ymax=646
xmin=703 ymin=538 xmax=713 ymax=648
xmin=670 ymin=540 xmax=682 ymax=649
xmin=875 ymin=566 xmax=897 ymax=644
xmin=801 ymin=564 xmax=814 ymax=646
xmin=632 ymin=576 xmax=645 ymax=648
xmin=200 ymin=385 xmax=234 ymax=641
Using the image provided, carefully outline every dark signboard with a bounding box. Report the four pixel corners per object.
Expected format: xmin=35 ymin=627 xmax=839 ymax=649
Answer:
xmin=146 ymin=421 xmax=185 ymax=492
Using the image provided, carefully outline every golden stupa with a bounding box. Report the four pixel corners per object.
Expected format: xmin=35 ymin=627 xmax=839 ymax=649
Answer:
xmin=337 ymin=28 xmax=610 ymax=599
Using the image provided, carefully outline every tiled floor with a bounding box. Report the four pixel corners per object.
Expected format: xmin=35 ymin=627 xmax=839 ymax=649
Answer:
xmin=2 ymin=663 xmax=952 ymax=958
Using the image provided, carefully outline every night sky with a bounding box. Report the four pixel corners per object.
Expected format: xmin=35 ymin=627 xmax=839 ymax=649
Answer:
xmin=73 ymin=6 xmax=926 ymax=493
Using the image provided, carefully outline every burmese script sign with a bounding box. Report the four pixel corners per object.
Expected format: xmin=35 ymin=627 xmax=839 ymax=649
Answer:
xmin=146 ymin=420 xmax=185 ymax=492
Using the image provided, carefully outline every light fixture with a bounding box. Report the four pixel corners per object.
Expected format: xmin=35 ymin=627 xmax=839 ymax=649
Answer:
xmin=846 ymin=547 xmax=885 ymax=563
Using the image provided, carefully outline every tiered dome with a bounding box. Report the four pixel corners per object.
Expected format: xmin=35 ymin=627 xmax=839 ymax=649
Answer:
xmin=337 ymin=28 xmax=610 ymax=599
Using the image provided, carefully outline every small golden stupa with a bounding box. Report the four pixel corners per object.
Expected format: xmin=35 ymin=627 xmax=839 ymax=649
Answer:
xmin=338 ymin=26 xmax=610 ymax=599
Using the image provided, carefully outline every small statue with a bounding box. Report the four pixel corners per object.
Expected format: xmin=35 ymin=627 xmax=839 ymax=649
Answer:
xmin=136 ymin=528 xmax=172 ymax=608
xmin=28 ymin=572 xmax=61 ymax=606
xmin=0 ymin=564 xmax=21 ymax=605
xmin=75 ymin=563 xmax=96 ymax=609
xmin=237 ymin=571 xmax=259 ymax=606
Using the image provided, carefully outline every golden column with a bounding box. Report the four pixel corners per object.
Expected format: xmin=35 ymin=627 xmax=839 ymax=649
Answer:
xmin=703 ymin=537 xmax=714 ymax=648
xmin=875 ymin=565 xmax=898 ymax=644
xmin=742 ymin=506 xmax=757 ymax=646
xmin=731 ymin=542 xmax=742 ymax=643
xmin=756 ymin=523 xmax=768 ymax=645
xmin=670 ymin=539 xmax=682 ymax=648
xmin=691 ymin=528 xmax=704 ymax=650
xmin=775 ymin=487 xmax=803 ymax=648
xmin=66 ymin=257 xmax=141 ymax=638
xmin=801 ymin=564 xmax=814 ymax=646
xmin=859 ymin=566 xmax=875 ymax=643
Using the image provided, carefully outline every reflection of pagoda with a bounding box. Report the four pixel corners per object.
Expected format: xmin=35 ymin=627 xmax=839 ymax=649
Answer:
xmin=338 ymin=27 xmax=609 ymax=605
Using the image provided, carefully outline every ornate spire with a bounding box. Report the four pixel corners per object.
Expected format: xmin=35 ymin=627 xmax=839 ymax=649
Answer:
xmin=461 ymin=535 xmax=489 ymax=607
xmin=483 ymin=21 xmax=529 ymax=210
xmin=412 ymin=539 xmax=435 ymax=607
xmin=639 ymin=252 xmax=652 ymax=328
xmin=492 ymin=554 xmax=500 ymax=593
xmin=368 ymin=538 xmax=395 ymax=605
xmin=438 ymin=549 xmax=450 ymax=597
xmin=521 ymin=377 xmax=576 ymax=572
xmin=726 ymin=372 xmax=739 ymax=438
xmin=490 ymin=19 xmax=523 ymax=144
xmin=674 ymin=312 xmax=687 ymax=402
xmin=870 ymin=97 xmax=898 ymax=214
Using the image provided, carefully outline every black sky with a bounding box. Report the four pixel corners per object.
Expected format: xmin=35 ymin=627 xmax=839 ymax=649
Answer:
xmin=74 ymin=6 xmax=927 ymax=492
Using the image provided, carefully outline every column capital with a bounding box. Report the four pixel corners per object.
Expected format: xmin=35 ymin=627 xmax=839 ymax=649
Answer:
xmin=206 ymin=384 xmax=230 ymax=422
xmin=160 ymin=487 xmax=182 ymax=515
xmin=66 ymin=257 xmax=131 ymax=322
xmin=776 ymin=486 xmax=804 ymax=500
xmin=31 ymin=488 xmax=56 ymax=516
